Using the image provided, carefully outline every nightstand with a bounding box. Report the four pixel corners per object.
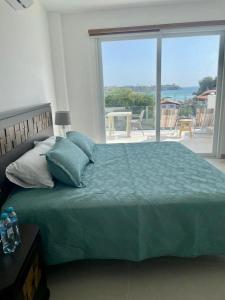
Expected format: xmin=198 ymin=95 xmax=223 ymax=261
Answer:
xmin=0 ymin=224 xmax=50 ymax=300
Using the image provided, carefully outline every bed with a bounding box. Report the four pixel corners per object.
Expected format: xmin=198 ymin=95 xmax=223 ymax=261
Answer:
xmin=2 ymin=105 xmax=225 ymax=266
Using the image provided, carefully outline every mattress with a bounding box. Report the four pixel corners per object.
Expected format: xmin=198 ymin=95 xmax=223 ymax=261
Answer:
xmin=4 ymin=142 xmax=225 ymax=265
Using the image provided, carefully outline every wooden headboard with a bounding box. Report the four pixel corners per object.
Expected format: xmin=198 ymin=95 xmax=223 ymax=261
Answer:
xmin=0 ymin=103 xmax=53 ymax=207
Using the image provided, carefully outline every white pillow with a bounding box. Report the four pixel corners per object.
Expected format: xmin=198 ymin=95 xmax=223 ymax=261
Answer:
xmin=6 ymin=138 xmax=55 ymax=188
xmin=34 ymin=136 xmax=56 ymax=147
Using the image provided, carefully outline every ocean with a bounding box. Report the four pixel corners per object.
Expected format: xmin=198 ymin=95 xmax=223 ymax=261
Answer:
xmin=160 ymin=86 xmax=198 ymax=101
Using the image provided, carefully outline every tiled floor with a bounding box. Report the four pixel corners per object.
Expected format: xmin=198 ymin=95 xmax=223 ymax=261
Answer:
xmin=47 ymin=158 xmax=225 ymax=300
xmin=48 ymin=257 xmax=225 ymax=300
xmin=206 ymin=158 xmax=225 ymax=173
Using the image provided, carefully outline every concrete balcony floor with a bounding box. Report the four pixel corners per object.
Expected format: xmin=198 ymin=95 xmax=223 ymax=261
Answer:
xmin=106 ymin=129 xmax=213 ymax=154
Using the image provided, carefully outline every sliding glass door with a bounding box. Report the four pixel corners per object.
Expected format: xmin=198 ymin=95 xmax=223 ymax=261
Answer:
xmin=99 ymin=31 xmax=224 ymax=155
xmin=160 ymin=34 xmax=221 ymax=154
xmin=101 ymin=38 xmax=157 ymax=143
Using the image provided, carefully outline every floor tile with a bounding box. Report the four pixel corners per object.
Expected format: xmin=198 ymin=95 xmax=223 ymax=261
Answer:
xmin=48 ymin=260 xmax=129 ymax=300
xmin=128 ymin=257 xmax=225 ymax=300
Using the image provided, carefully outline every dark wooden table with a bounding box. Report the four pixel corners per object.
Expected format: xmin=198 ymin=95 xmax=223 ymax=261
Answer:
xmin=0 ymin=224 xmax=50 ymax=300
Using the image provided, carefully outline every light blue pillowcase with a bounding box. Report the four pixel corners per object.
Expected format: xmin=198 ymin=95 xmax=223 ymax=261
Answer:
xmin=66 ymin=131 xmax=95 ymax=162
xmin=46 ymin=137 xmax=89 ymax=187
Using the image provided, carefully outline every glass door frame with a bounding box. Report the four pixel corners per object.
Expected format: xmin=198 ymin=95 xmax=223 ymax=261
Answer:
xmin=97 ymin=29 xmax=225 ymax=157
xmin=97 ymin=33 xmax=159 ymax=144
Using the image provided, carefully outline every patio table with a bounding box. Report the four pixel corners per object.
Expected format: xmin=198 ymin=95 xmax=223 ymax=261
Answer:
xmin=106 ymin=111 xmax=132 ymax=137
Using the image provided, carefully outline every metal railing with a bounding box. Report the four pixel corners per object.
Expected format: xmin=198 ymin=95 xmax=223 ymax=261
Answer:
xmin=105 ymin=102 xmax=210 ymax=131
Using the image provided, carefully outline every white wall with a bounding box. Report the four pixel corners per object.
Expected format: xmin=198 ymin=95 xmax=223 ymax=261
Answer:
xmin=48 ymin=13 xmax=69 ymax=111
xmin=48 ymin=0 xmax=225 ymax=143
xmin=0 ymin=0 xmax=55 ymax=112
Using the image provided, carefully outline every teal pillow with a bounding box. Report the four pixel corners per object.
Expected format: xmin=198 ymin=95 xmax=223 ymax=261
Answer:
xmin=46 ymin=137 xmax=89 ymax=187
xmin=66 ymin=131 xmax=95 ymax=162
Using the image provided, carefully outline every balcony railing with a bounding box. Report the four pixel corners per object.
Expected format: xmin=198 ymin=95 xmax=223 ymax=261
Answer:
xmin=105 ymin=102 xmax=213 ymax=133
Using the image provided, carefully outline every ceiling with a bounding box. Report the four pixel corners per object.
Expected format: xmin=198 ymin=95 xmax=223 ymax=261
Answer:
xmin=40 ymin=0 xmax=207 ymax=13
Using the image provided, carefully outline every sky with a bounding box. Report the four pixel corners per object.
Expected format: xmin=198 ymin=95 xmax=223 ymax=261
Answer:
xmin=101 ymin=35 xmax=220 ymax=87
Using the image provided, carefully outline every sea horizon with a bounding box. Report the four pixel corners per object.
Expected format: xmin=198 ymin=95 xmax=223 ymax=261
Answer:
xmin=160 ymin=86 xmax=198 ymax=101
xmin=104 ymin=85 xmax=199 ymax=101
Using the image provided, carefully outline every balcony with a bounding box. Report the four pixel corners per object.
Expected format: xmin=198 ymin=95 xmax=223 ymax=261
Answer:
xmin=105 ymin=99 xmax=215 ymax=154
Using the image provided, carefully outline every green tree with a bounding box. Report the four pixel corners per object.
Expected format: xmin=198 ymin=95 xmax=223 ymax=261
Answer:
xmin=194 ymin=77 xmax=217 ymax=96
xmin=105 ymin=88 xmax=154 ymax=108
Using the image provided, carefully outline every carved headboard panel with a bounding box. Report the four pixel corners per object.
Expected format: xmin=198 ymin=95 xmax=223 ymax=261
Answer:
xmin=0 ymin=103 xmax=53 ymax=206
xmin=0 ymin=110 xmax=52 ymax=156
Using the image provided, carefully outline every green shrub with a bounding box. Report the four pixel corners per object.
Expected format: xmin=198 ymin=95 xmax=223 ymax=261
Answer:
xmin=105 ymin=88 xmax=154 ymax=108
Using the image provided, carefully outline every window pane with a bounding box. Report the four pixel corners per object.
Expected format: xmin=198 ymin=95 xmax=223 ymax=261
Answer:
xmin=101 ymin=39 xmax=157 ymax=143
xmin=161 ymin=35 xmax=220 ymax=154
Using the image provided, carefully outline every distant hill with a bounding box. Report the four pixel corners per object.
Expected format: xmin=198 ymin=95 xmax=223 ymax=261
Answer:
xmin=104 ymin=84 xmax=181 ymax=94
xmin=154 ymin=84 xmax=181 ymax=91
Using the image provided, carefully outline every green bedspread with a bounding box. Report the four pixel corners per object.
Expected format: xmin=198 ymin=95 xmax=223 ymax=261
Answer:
xmin=4 ymin=142 xmax=225 ymax=265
